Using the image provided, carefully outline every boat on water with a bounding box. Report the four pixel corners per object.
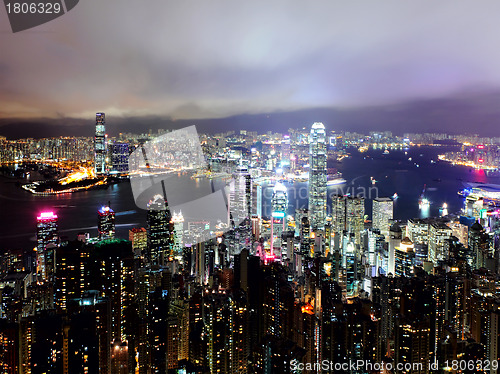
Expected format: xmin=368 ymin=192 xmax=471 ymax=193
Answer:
xmin=327 ymin=177 xmax=347 ymax=186
xmin=392 ymin=193 xmax=399 ymax=200
xmin=383 ymin=149 xmax=390 ymax=155
xmin=418 ymin=184 xmax=431 ymax=209
xmin=327 ymin=172 xmax=346 ymax=186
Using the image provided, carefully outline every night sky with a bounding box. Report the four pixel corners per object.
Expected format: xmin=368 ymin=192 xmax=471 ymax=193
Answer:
xmin=1 ymin=1 xmax=500 ymax=136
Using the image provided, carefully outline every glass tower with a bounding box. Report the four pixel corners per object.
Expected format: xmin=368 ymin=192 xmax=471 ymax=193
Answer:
xmin=98 ymin=205 xmax=116 ymax=240
xmin=36 ymin=211 xmax=58 ymax=280
xmin=270 ymin=182 xmax=288 ymax=254
xmin=147 ymin=194 xmax=173 ymax=265
xmin=94 ymin=112 xmax=106 ymax=175
xmin=308 ymin=122 xmax=327 ymax=231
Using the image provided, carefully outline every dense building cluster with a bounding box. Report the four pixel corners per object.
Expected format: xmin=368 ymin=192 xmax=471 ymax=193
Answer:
xmin=0 ymin=118 xmax=499 ymax=373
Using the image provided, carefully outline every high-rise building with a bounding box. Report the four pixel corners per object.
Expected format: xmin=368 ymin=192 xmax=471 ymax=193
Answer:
xmin=147 ymin=194 xmax=173 ymax=265
xmin=308 ymin=122 xmax=327 ymax=231
xmin=395 ymin=237 xmax=415 ymax=277
xmin=428 ymin=222 xmax=452 ymax=265
xmin=270 ymin=182 xmax=288 ymax=254
xmin=171 ymin=211 xmax=185 ymax=258
xmin=109 ymin=142 xmax=129 ymax=174
xmin=94 ymin=112 xmax=106 ymax=175
xmin=36 ymin=211 xmax=58 ymax=280
xmin=36 ymin=211 xmax=58 ymax=251
xmin=252 ymin=183 xmax=263 ymax=218
xmin=407 ymin=219 xmax=429 ymax=246
xmin=394 ymin=318 xmax=431 ymax=373
xmin=388 ymin=223 xmax=402 ymax=275
xmin=331 ymin=194 xmax=346 ymax=235
xmin=346 ymin=196 xmax=365 ymax=245
xmin=129 ymin=227 xmax=147 ymax=257
xmin=98 ymin=205 xmax=115 ymax=240
xmin=229 ymin=171 xmax=251 ymax=227
xmin=372 ymin=197 xmax=394 ymax=237
xmin=468 ymin=222 xmax=491 ymax=269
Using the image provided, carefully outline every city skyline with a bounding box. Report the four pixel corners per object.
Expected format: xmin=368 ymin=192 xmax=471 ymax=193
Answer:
xmin=1 ymin=119 xmax=499 ymax=372
xmin=2 ymin=1 xmax=500 ymax=371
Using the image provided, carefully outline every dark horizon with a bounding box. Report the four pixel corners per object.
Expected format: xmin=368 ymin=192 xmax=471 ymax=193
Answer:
xmin=1 ymin=89 xmax=500 ymax=139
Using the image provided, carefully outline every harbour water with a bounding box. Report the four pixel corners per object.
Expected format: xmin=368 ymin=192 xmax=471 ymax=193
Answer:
xmin=1 ymin=145 xmax=499 ymax=250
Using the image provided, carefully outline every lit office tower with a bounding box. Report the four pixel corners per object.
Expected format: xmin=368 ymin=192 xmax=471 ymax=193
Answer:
xmin=388 ymin=223 xmax=402 ymax=275
xmin=171 ymin=211 xmax=185 ymax=258
xmin=395 ymin=237 xmax=415 ymax=277
xmin=252 ymin=183 xmax=263 ymax=219
xmin=331 ymin=195 xmax=346 ymax=234
xmin=331 ymin=194 xmax=346 ymax=251
xmin=428 ymin=222 xmax=452 ymax=265
xmin=230 ymin=171 xmax=251 ymax=227
xmin=346 ymin=196 xmax=365 ymax=245
xmin=270 ymin=182 xmax=288 ymax=254
xmin=468 ymin=222 xmax=490 ymax=269
xmin=308 ymin=122 xmax=327 ymax=231
xmin=37 ymin=211 xmax=58 ymax=251
xmin=147 ymin=194 xmax=173 ymax=265
xmin=36 ymin=212 xmax=58 ymax=280
xmin=94 ymin=112 xmax=106 ymax=175
xmin=372 ymin=197 xmax=393 ymax=237
xmin=98 ymin=205 xmax=115 ymax=240
xmin=129 ymin=227 xmax=147 ymax=257
xmin=109 ymin=142 xmax=129 ymax=174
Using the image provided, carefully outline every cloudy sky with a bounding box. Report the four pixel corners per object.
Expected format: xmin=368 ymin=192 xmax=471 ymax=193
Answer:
xmin=1 ymin=1 xmax=500 ymax=132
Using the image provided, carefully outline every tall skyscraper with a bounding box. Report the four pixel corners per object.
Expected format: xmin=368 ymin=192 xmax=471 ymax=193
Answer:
xmin=171 ymin=211 xmax=185 ymax=258
xmin=428 ymin=222 xmax=452 ymax=265
xmin=147 ymin=194 xmax=173 ymax=265
xmin=308 ymin=122 xmax=327 ymax=231
xmin=270 ymin=182 xmax=288 ymax=254
xmin=94 ymin=112 xmax=106 ymax=176
xmin=346 ymin=196 xmax=365 ymax=245
xmin=36 ymin=212 xmax=58 ymax=280
xmin=37 ymin=211 xmax=58 ymax=251
xmin=97 ymin=205 xmax=115 ymax=240
xmin=395 ymin=237 xmax=415 ymax=277
xmin=388 ymin=223 xmax=402 ymax=275
xmin=372 ymin=197 xmax=394 ymax=237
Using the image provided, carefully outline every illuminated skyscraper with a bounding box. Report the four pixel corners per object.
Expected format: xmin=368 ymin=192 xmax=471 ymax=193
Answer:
xmin=36 ymin=212 xmax=58 ymax=280
xmin=147 ymin=194 xmax=173 ymax=265
xmin=98 ymin=205 xmax=115 ymax=240
xmin=395 ymin=237 xmax=415 ymax=277
xmin=129 ymin=227 xmax=147 ymax=257
xmin=109 ymin=142 xmax=129 ymax=174
xmin=308 ymin=122 xmax=327 ymax=231
xmin=372 ymin=197 xmax=393 ymax=237
xmin=331 ymin=194 xmax=346 ymax=251
xmin=346 ymin=196 xmax=365 ymax=245
xmin=37 ymin=212 xmax=58 ymax=251
xmin=468 ymin=222 xmax=490 ymax=269
xmin=171 ymin=211 xmax=184 ymax=258
xmin=388 ymin=223 xmax=402 ymax=275
xmin=94 ymin=112 xmax=106 ymax=175
xmin=428 ymin=222 xmax=452 ymax=265
xmin=270 ymin=182 xmax=288 ymax=254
